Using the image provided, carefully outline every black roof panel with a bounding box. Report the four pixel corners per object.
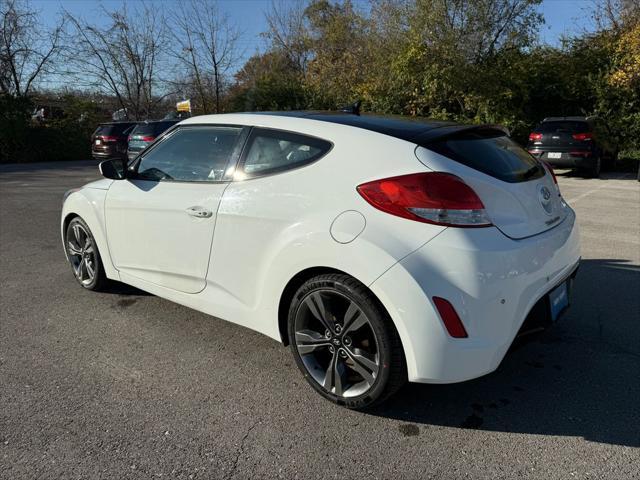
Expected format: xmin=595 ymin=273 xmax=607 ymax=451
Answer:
xmin=252 ymin=111 xmax=457 ymax=143
xmin=251 ymin=111 xmax=509 ymax=145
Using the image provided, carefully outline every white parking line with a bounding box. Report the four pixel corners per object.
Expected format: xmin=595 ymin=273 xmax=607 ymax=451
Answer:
xmin=562 ymin=173 xmax=637 ymax=204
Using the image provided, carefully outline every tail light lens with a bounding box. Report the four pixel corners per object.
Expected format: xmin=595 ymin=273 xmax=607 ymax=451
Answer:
xmin=542 ymin=161 xmax=560 ymax=194
xmin=529 ymin=132 xmax=542 ymax=141
xmin=357 ymin=172 xmax=492 ymax=227
xmin=572 ymin=132 xmax=593 ymax=141
xmin=433 ymin=297 xmax=468 ymax=338
xmin=141 ymin=136 xmax=155 ymax=142
xmin=98 ymin=135 xmax=118 ymax=142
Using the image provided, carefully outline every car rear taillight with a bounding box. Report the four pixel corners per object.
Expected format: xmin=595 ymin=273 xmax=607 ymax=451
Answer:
xmin=432 ymin=297 xmax=468 ymax=338
xmin=542 ymin=161 xmax=560 ymax=194
xmin=356 ymin=172 xmax=492 ymax=227
xmin=572 ymin=132 xmax=593 ymax=141
xmin=529 ymin=132 xmax=542 ymax=141
xmin=98 ymin=135 xmax=118 ymax=142
xmin=141 ymin=136 xmax=155 ymax=142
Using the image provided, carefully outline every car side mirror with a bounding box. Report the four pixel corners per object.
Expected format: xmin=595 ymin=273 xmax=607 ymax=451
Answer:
xmin=99 ymin=159 xmax=125 ymax=180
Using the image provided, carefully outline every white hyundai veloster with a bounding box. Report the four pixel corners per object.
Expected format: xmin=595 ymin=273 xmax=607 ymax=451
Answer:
xmin=62 ymin=112 xmax=580 ymax=408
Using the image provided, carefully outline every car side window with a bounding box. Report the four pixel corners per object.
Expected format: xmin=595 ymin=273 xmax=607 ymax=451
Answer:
xmin=240 ymin=128 xmax=332 ymax=178
xmin=136 ymin=126 xmax=243 ymax=182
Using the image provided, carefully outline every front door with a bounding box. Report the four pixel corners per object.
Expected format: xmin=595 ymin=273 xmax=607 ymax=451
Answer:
xmin=105 ymin=125 xmax=246 ymax=293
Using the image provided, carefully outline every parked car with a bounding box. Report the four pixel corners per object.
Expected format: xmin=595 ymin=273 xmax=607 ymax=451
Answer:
xmin=91 ymin=122 xmax=137 ymax=161
xmin=527 ymin=116 xmax=618 ymax=178
xmin=62 ymin=112 xmax=580 ymax=409
xmin=127 ymin=120 xmax=178 ymax=162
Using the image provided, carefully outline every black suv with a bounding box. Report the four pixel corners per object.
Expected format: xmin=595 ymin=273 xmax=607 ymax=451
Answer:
xmin=527 ymin=116 xmax=618 ymax=177
xmin=91 ymin=122 xmax=137 ymax=161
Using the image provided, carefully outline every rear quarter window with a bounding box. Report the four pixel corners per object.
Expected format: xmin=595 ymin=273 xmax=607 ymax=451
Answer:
xmin=428 ymin=133 xmax=544 ymax=183
xmin=239 ymin=128 xmax=332 ymax=178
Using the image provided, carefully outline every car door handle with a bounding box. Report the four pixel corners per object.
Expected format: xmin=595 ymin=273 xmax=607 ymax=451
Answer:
xmin=185 ymin=206 xmax=213 ymax=218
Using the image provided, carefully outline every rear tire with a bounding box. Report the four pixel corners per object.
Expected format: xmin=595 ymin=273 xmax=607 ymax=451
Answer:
xmin=288 ymin=273 xmax=406 ymax=409
xmin=65 ymin=217 xmax=108 ymax=291
xmin=587 ymin=156 xmax=601 ymax=178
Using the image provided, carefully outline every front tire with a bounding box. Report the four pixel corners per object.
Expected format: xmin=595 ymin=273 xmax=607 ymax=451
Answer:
xmin=65 ymin=217 xmax=108 ymax=291
xmin=288 ymin=273 xmax=406 ymax=409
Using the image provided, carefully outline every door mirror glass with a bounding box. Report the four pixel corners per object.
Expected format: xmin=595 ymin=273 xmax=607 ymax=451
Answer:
xmin=99 ymin=159 xmax=125 ymax=180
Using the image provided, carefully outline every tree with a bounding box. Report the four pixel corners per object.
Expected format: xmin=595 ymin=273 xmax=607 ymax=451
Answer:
xmin=0 ymin=0 xmax=64 ymax=97
xmin=169 ymin=0 xmax=241 ymax=114
xmin=63 ymin=2 xmax=168 ymax=119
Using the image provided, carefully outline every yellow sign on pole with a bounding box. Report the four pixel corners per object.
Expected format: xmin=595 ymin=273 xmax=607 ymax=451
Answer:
xmin=176 ymin=99 xmax=191 ymax=113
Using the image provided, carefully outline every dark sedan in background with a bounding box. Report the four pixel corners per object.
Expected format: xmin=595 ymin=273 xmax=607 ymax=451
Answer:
xmin=527 ymin=116 xmax=618 ymax=178
xmin=91 ymin=122 xmax=137 ymax=162
xmin=127 ymin=120 xmax=178 ymax=162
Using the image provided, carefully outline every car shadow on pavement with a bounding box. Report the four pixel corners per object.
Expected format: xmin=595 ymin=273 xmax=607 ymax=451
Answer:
xmin=367 ymin=259 xmax=640 ymax=447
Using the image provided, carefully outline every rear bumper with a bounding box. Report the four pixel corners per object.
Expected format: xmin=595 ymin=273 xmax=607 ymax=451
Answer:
xmin=92 ymin=150 xmax=125 ymax=161
xmin=529 ymin=150 xmax=597 ymax=169
xmin=370 ymin=208 xmax=580 ymax=384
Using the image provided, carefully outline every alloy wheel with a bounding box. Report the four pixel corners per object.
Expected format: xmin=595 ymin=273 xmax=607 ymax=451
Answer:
xmin=66 ymin=222 xmax=96 ymax=286
xmin=294 ymin=290 xmax=380 ymax=398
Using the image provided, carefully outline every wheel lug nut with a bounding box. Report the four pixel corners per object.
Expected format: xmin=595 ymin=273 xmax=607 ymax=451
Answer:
xmin=328 ymin=346 xmax=335 ymax=353
xmin=339 ymin=349 xmax=347 ymax=358
xmin=343 ymin=336 xmax=352 ymax=346
xmin=335 ymin=325 xmax=342 ymax=334
xmin=325 ymin=329 xmax=331 ymax=339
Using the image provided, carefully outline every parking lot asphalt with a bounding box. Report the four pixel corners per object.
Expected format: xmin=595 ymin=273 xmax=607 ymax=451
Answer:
xmin=1 ymin=161 xmax=639 ymax=479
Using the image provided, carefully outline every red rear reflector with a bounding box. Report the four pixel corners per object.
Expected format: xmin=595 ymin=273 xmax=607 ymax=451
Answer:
xmin=357 ymin=172 xmax=491 ymax=227
xmin=572 ymin=132 xmax=593 ymax=141
xmin=433 ymin=297 xmax=468 ymax=338
xmin=529 ymin=132 xmax=542 ymax=141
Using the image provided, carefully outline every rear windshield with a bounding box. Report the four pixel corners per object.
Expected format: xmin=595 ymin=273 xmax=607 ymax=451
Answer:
xmin=132 ymin=121 xmax=176 ymax=137
xmin=428 ymin=133 xmax=545 ymax=183
xmin=537 ymin=121 xmax=590 ymax=133
xmin=94 ymin=123 xmax=135 ymax=136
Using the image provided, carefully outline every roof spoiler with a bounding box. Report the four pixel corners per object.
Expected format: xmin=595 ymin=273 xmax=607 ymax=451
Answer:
xmin=340 ymin=100 xmax=361 ymax=116
xmin=415 ymin=124 xmax=510 ymax=145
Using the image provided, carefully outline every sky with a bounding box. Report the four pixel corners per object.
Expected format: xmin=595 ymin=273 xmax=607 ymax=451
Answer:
xmin=32 ymin=0 xmax=600 ymax=62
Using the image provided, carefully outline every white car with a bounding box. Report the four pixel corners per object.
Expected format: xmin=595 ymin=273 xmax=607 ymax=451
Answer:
xmin=62 ymin=112 xmax=580 ymax=409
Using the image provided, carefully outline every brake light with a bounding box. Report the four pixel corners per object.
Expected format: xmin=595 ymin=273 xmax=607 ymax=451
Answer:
xmin=529 ymin=132 xmax=542 ymax=141
xmin=572 ymin=132 xmax=593 ymax=141
xmin=141 ymin=136 xmax=155 ymax=142
xmin=357 ymin=172 xmax=492 ymax=227
xmin=433 ymin=297 xmax=468 ymax=338
xmin=541 ymin=161 xmax=561 ymax=195
xmin=98 ymin=135 xmax=118 ymax=142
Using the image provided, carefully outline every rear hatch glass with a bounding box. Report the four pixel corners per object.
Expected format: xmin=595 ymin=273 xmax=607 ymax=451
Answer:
xmin=417 ymin=132 xmax=568 ymax=239
xmin=129 ymin=122 xmax=176 ymax=151
xmin=94 ymin=123 xmax=134 ymax=137
xmin=428 ymin=132 xmax=545 ymax=183
xmin=131 ymin=121 xmax=175 ymax=137
xmin=535 ymin=121 xmax=590 ymax=148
